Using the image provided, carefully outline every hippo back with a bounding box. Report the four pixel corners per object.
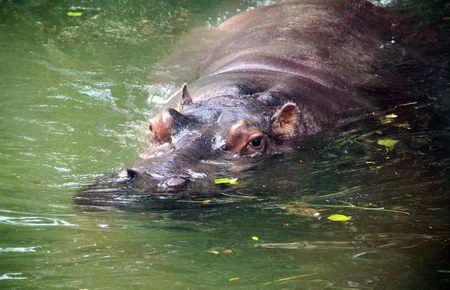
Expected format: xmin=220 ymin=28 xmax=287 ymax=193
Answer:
xmin=162 ymin=0 xmax=395 ymax=132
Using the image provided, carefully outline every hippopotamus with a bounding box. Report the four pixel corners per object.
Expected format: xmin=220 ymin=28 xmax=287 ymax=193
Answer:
xmin=83 ymin=0 xmax=402 ymax=199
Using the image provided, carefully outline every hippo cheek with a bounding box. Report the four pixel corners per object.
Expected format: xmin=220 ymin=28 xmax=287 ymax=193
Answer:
xmin=122 ymin=169 xmax=161 ymax=188
xmin=160 ymin=177 xmax=190 ymax=192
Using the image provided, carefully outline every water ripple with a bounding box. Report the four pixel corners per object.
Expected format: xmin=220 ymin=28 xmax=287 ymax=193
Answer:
xmin=0 ymin=216 xmax=76 ymax=227
xmin=0 ymin=246 xmax=38 ymax=253
xmin=0 ymin=273 xmax=27 ymax=280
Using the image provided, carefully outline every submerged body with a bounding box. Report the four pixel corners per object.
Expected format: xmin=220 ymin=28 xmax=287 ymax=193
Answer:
xmin=85 ymin=0 xmax=400 ymax=196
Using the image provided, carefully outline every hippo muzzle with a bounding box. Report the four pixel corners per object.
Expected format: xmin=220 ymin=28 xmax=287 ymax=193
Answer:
xmin=123 ymin=168 xmax=190 ymax=193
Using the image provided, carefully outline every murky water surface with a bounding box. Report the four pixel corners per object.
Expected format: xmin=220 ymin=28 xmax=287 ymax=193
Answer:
xmin=1 ymin=0 xmax=449 ymax=289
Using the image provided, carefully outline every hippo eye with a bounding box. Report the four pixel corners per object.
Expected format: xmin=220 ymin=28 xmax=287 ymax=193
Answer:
xmin=249 ymin=136 xmax=264 ymax=150
xmin=250 ymin=137 xmax=262 ymax=147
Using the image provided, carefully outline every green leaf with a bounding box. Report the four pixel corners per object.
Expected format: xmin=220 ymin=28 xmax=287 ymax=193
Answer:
xmin=377 ymin=139 xmax=399 ymax=151
xmin=214 ymin=177 xmax=238 ymax=185
xmin=264 ymin=273 xmax=318 ymax=285
xmin=67 ymin=11 xmax=83 ymax=17
xmin=327 ymin=214 xmax=351 ymax=222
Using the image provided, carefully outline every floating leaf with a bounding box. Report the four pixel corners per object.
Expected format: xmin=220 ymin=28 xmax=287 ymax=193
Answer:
xmin=385 ymin=113 xmax=398 ymax=119
xmin=208 ymin=247 xmax=234 ymax=255
xmin=377 ymin=139 xmax=399 ymax=151
xmin=379 ymin=116 xmax=394 ymax=125
xmin=67 ymin=11 xmax=83 ymax=17
xmin=251 ymin=236 xmax=259 ymax=241
xmin=214 ymin=177 xmax=238 ymax=185
xmin=208 ymin=249 xmax=220 ymax=255
xmin=228 ymin=277 xmax=240 ymax=282
xmin=379 ymin=113 xmax=399 ymax=125
xmin=327 ymin=214 xmax=351 ymax=222
xmin=396 ymin=122 xmax=411 ymax=129
xmin=223 ymin=249 xmax=233 ymax=254
xmin=264 ymin=273 xmax=318 ymax=285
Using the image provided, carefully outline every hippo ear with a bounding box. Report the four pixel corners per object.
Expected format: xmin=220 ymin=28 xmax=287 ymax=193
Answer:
xmin=270 ymin=102 xmax=300 ymax=140
xmin=179 ymin=83 xmax=193 ymax=110
xmin=168 ymin=108 xmax=191 ymax=129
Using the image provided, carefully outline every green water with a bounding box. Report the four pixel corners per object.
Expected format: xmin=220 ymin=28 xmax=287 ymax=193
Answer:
xmin=1 ymin=0 xmax=449 ymax=289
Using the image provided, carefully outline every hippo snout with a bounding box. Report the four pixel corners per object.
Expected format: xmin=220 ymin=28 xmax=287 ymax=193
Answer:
xmin=121 ymin=169 xmax=190 ymax=192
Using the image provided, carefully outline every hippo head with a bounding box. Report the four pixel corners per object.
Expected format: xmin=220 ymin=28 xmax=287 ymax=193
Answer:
xmin=126 ymin=84 xmax=302 ymax=193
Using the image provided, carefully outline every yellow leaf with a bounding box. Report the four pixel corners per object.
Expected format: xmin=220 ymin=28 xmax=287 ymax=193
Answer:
xmin=228 ymin=277 xmax=240 ymax=282
xmin=208 ymin=249 xmax=220 ymax=255
xmin=327 ymin=214 xmax=351 ymax=222
xmin=229 ymin=178 xmax=238 ymax=185
xmin=202 ymin=199 xmax=212 ymax=204
xmin=251 ymin=236 xmax=259 ymax=241
xmin=67 ymin=11 xmax=83 ymax=17
xmin=214 ymin=177 xmax=238 ymax=185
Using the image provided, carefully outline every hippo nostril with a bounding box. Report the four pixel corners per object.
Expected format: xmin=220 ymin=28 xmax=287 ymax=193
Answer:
xmin=164 ymin=177 xmax=189 ymax=189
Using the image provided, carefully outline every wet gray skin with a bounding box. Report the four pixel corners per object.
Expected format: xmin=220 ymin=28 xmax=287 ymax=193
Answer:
xmin=128 ymin=93 xmax=288 ymax=193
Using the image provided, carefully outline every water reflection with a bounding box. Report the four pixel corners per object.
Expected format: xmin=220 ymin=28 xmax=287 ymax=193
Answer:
xmin=0 ymin=273 xmax=27 ymax=280
xmin=0 ymin=247 xmax=37 ymax=253
xmin=0 ymin=209 xmax=77 ymax=227
xmin=0 ymin=216 xmax=76 ymax=227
